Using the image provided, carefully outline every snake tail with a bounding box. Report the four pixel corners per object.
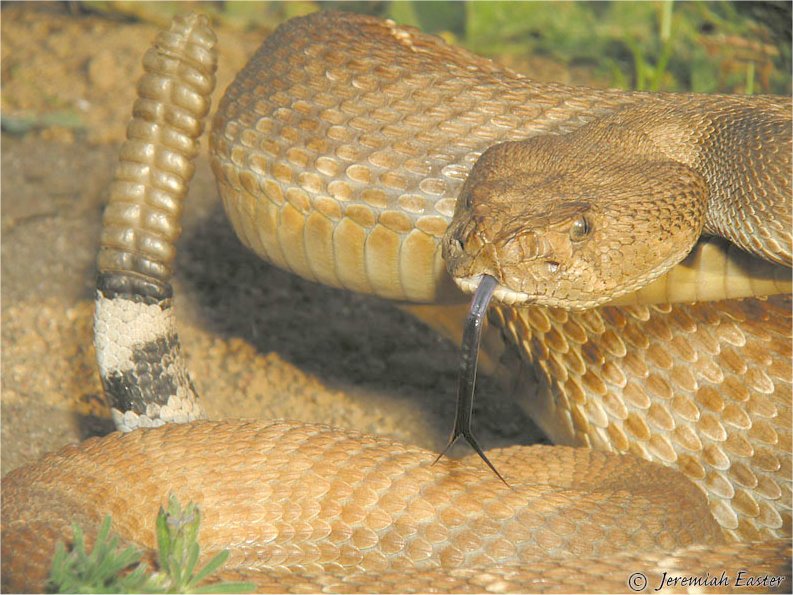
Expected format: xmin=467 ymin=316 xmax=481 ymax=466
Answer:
xmin=94 ymin=14 xmax=217 ymax=431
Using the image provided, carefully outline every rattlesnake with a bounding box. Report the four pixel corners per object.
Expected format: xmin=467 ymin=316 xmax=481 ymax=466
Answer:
xmin=2 ymin=12 xmax=791 ymax=593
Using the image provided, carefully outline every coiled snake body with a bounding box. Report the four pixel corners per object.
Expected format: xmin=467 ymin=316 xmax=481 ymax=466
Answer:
xmin=2 ymin=12 xmax=791 ymax=593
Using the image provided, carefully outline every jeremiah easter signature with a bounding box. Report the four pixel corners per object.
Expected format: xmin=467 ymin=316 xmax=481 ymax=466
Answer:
xmin=627 ymin=570 xmax=786 ymax=592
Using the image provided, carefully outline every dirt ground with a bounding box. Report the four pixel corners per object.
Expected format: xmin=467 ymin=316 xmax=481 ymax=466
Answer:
xmin=1 ymin=3 xmax=551 ymax=478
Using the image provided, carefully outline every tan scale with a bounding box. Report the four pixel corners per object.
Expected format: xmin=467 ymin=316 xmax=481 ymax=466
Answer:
xmin=609 ymin=238 xmax=792 ymax=306
xmin=4 ymin=421 xmax=788 ymax=593
xmin=489 ymin=294 xmax=791 ymax=541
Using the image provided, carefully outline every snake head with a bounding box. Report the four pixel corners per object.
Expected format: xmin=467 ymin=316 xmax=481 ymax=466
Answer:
xmin=443 ymin=136 xmax=708 ymax=309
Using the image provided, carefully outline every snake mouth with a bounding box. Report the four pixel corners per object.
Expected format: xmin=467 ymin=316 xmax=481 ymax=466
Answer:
xmin=454 ymin=274 xmax=534 ymax=305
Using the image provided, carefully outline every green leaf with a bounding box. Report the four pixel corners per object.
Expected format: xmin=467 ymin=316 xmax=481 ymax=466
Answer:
xmin=192 ymin=550 xmax=229 ymax=585
xmin=191 ymin=580 xmax=256 ymax=594
xmin=156 ymin=505 xmax=171 ymax=575
xmin=48 ymin=515 xmax=151 ymax=594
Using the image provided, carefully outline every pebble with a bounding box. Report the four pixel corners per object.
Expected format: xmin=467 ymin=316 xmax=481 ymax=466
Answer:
xmin=88 ymin=49 xmax=119 ymax=93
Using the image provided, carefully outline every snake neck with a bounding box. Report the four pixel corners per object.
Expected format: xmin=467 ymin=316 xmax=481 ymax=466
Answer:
xmin=637 ymin=96 xmax=792 ymax=268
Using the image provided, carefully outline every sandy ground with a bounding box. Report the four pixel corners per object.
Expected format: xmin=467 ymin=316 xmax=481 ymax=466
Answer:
xmin=1 ymin=3 xmax=548 ymax=478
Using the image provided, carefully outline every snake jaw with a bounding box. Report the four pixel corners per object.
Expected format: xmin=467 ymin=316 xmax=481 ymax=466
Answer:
xmin=444 ymin=204 xmax=583 ymax=306
xmin=454 ymin=274 xmax=534 ymax=305
xmin=444 ymin=231 xmax=540 ymax=306
xmin=445 ymin=224 xmax=563 ymax=306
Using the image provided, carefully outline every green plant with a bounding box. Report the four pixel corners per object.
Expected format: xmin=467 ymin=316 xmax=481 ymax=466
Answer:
xmin=153 ymin=496 xmax=252 ymax=594
xmin=48 ymin=496 xmax=254 ymax=594
xmin=48 ymin=516 xmax=151 ymax=593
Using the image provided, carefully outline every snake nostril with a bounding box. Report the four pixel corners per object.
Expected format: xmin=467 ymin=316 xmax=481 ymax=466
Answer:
xmin=546 ymin=260 xmax=560 ymax=273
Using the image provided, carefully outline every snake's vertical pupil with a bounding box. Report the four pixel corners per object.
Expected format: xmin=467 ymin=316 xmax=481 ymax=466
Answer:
xmin=570 ymin=216 xmax=592 ymax=241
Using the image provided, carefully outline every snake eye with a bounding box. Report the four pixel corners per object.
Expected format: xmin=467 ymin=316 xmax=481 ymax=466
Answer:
xmin=569 ymin=216 xmax=592 ymax=241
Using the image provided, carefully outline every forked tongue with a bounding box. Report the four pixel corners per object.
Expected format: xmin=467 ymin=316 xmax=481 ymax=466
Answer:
xmin=434 ymin=274 xmax=508 ymax=486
